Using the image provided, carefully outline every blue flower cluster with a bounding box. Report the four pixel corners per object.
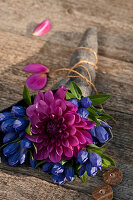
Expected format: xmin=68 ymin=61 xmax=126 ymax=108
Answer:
xmin=77 ymin=149 xmax=102 ymax=177
xmin=69 ymin=97 xmax=92 ymax=119
xmin=42 ymin=162 xmax=75 ymax=185
xmin=90 ymin=121 xmax=111 ymax=144
xmin=0 ymin=106 xmax=32 ymax=166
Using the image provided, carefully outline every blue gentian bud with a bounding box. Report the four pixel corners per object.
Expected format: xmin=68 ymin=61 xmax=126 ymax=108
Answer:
xmin=80 ymin=97 xmax=92 ymax=108
xmin=92 ymin=136 xmax=98 ymax=145
xmin=58 ymin=173 xmax=66 ymax=185
xmin=20 ymin=148 xmax=27 ymax=164
xmin=95 ymin=126 xmax=109 ymax=143
xmin=0 ymin=112 xmax=13 ymax=123
xmin=77 ymin=108 xmax=89 ymax=119
xmin=86 ymin=162 xmax=97 ymax=176
xmin=3 ymin=142 xmax=19 ymax=157
xmin=99 ymin=121 xmax=112 ymax=129
xmin=79 ymin=165 xmax=86 ymax=177
xmin=65 ymin=167 xmax=75 ymax=181
xmin=11 ymin=106 xmax=26 ymax=117
xmin=42 ymin=162 xmax=53 ymax=173
xmin=51 ymin=163 xmax=64 ymax=175
xmin=19 ymin=131 xmax=26 ymax=139
xmin=1 ymin=119 xmax=15 ymax=133
xmin=89 ymin=152 xmax=102 ymax=167
xmin=77 ymin=149 xmax=89 ymax=165
xmin=69 ymin=98 xmax=80 ymax=108
xmin=90 ymin=127 xmax=96 ymax=137
xmin=52 ymin=174 xmax=59 ymax=183
xmin=8 ymin=151 xmax=20 ymax=166
xmin=13 ymin=118 xmax=28 ymax=131
xmin=30 ymin=156 xmax=36 ymax=168
xmin=3 ymin=131 xmax=19 ymax=143
xmin=20 ymin=138 xmax=32 ymax=149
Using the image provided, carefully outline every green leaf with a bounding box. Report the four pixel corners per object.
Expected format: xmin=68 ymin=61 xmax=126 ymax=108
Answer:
xmin=98 ymin=113 xmax=114 ymax=120
xmin=88 ymin=115 xmax=100 ymax=126
xmin=65 ymin=92 xmax=76 ymax=100
xmin=101 ymin=154 xmax=116 ymax=167
xmin=89 ymin=94 xmax=110 ymax=106
xmin=86 ymin=144 xmax=106 ymax=154
xmin=70 ymin=81 xmax=82 ymax=100
xmin=25 ymin=123 xmax=32 ymax=135
xmin=59 ymin=160 xmax=67 ymax=165
xmin=90 ymin=106 xmax=103 ymax=113
xmin=80 ymin=171 xmax=88 ymax=183
xmin=23 ymin=85 xmax=32 ymax=105
xmin=88 ymin=107 xmax=99 ymax=117
xmin=33 ymin=143 xmax=37 ymax=154
xmin=35 ymin=160 xmax=46 ymax=168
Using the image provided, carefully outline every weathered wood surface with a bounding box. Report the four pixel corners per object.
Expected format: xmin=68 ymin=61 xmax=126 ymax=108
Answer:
xmin=0 ymin=0 xmax=133 ymax=199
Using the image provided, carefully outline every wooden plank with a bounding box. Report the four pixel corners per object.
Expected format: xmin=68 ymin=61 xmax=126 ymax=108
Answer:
xmin=0 ymin=0 xmax=133 ymax=63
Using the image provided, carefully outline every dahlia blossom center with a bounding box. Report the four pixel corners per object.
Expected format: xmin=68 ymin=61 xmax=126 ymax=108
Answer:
xmin=26 ymin=87 xmax=95 ymax=163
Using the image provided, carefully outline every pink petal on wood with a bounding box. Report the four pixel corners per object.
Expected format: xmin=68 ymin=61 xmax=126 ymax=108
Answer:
xmin=32 ymin=20 xmax=51 ymax=37
xmin=24 ymin=63 xmax=49 ymax=73
xmin=26 ymin=73 xmax=47 ymax=90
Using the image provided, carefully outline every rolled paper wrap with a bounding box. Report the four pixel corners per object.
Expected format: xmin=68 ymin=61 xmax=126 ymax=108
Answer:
xmin=53 ymin=27 xmax=98 ymax=96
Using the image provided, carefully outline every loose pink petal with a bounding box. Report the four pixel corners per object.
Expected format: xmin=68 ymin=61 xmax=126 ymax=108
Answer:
xmin=24 ymin=63 xmax=49 ymax=73
xmin=26 ymin=73 xmax=47 ymax=90
xmin=32 ymin=20 xmax=51 ymax=37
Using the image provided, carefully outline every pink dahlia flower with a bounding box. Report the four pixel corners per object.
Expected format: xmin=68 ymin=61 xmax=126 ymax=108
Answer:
xmin=26 ymin=87 xmax=95 ymax=163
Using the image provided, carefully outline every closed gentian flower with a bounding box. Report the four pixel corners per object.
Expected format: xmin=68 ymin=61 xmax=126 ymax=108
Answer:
xmin=65 ymin=167 xmax=75 ymax=181
xmin=80 ymin=97 xmax=92 ymax=108
xmin=86 ymin=162 xmax=97 ymax=176
xmin=69 ymin=98 xmax=80 ymax=108
xmin=8 ymin=151 xmax=20 ymax=166
xmin=3 ymin=142 xmax=19 ymax=157
xmin=24 ymin=63 xmax=49 ymax=90
xmin=77 ymin=149 xmax=89 ymax=165
xmin=52 ymin=173 xmax=66 ymax=185
xmin=42 ymin=162 xmax=53 ymax=173
xmin=77 ymin=108 xmax=89 ymax=119
xmin=11 ymin=106 xmax=26 ymax=117
xmin=32 ymin=20 xmax=51 ymax=37
xmin=95 ymin=126 xmax=109 ymax=143
xmin=19 ymin=131 xmax=26 ymax=139
xmin=30 ymin=156 xmax=36 ymax=168
xmin=20 ymin=148 xmax=27 ymax=164
xmin=1 ymin=119 xmax=15 ymax=133
xmin=51 ymin=163 xmax=65 ymax=175
xmin=20 ymin=137 xmax=32 ymax=149
xmin=13 ymin=118 xmax=28 ymax=131
xmin=90 ymin=126 xmax=96 ymax=137
xmin=79 ymin=165 xmax=86 ymax=177
xmin=89 ymin=152 xmax=102 ymax=167
xmin=0 ymin=112 xmax=13 ymax=123
xmin=3 ymin=131 xmax=19 ymax=144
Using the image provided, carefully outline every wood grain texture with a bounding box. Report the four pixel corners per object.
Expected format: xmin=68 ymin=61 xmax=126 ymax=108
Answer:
xmin=0 ymin=0 xmax=133 ymax=199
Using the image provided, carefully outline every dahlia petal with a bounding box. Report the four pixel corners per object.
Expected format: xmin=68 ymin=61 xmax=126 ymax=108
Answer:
xmin=31 ymin=126 xmax=41 ymax=134
xmin=66 ymin=126 xmax=76 ymax=136
xmin=26 ymin=73 xmax=47 ymax=90
xmin=63 ymin=146 xmax=73 ymax=157
xmin=74 ymin=113 xmax=81 ymax=123
xmin=74 ymin=120 xmax=87 ymax=128
xmin=32 ymin=20 xmax=51 ymax=37
xmin=34 ymin=92 xmax=45 ymax=104
xmin=68 ymin=136 xmax=79 ymax=146
xmin=54 ymin=107 xmax=62 ymax=116
xmin=56 ymin=146 xmax=63 ymax=156
xmin=26 ymin=105 xmax=36 ymax=117
xmin=85 ymin=120 xmax=95 ymax=130
xmin=64 ymin=113 xmax=75 ymax=125
xmin=54 ymin=88 xmax=66 ymax=100
xmin=36 ymin=100 xmax=50 ymax=115
xmin=25 ymin=134 xmax=43 ymax=143
xmin=36 ymin=143 xmax=43 ymax=151
xmin=44 ymin=90 xmax=54 ymax=105
xmin=64 ymin=101 xmax=78 ymax=112
xmin=34 ymin=149 xmax=49 ymax=160
xmin=47 ymin=144 xmax=54 ymax=152
xmin=62 ymin=139 xmax=69 ymax=147
xmin=24 ymin=63 xmax=49 ymax=73
xmin=55 ymin=99 xmax=66 ymax=111
xmin=76 ymin=130 xmax=86 ymax=144
xmin=49 ymin=151 xmax=61 ymax=163
xmin=73 ymin=145 xmax=80 ymax=157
